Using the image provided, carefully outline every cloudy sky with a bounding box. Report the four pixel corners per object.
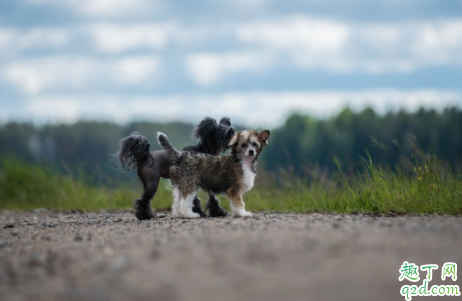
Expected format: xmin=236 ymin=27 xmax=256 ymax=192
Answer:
xmin=1 ymin=0 xmax=462 ymax=127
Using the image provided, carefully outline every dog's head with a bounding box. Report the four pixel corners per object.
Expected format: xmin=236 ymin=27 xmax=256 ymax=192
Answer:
xmin=228 ymin=129 xmax=270 ymax=160
xmin=193 ymin=117 xmax=235 ymax=155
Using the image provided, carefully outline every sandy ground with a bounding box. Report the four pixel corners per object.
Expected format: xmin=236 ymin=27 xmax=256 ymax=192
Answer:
xmin=1 ymin=210 xmax=461 ymax=301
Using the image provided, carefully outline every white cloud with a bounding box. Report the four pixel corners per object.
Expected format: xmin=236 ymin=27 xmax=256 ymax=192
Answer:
xmin=186 ymin=51 xmax=274 ymax=85
xmin=0 ymin=29 xmax=15 ymax=50
xmin=2 ymin=17 xmax=462 ymax=91
xmin=27 ymin=0 xmax=156 ymax=17
xmin=18 ymin=90 xmax=462 ymax=127
xmin=113 ymin=57 xmax=159 ymax=85
xmin=23 ymin=96 xmax=192 ymax=124
xmin=0 ymin=27 xmax=71 ymax=53
xmin=89 ymin=23 xmax=177 ymax=53
xmin=3 ymin=56 xmax=160 ymax=95
xmin=25 ymin=98 xmax=82 ymax=123
xmin=236 ymin=16 xmax=462 ymax=74
xmin=17 ymin=28 xmax=70 ymax=50
xmin=237 ymin=17 xmax=350 ymax=53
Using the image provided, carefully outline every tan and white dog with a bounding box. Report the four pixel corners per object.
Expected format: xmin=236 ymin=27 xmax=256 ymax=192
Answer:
xmin=157 ymin=130 xmax=270 ymax=218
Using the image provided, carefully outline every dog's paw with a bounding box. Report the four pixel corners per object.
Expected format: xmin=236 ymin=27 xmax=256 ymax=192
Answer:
xmin=181 ymin=211 xmax=201 ymax=219
xmin=206 ymin=203 xmax=228 ymax=217
xmin=135 ymin=208 xmax=157 ymax=220
xmin=134 ymin=199 xmax=157 ymax=220
xmin=205 ymin=196 xmax=228 ymax=217
xmin=192 ymin=198 xmax=207 ymax=217
xmin=171 ymin=208 xmax=180 ymax=218
xmin=233 ymin=209 xmax=252 ymax=218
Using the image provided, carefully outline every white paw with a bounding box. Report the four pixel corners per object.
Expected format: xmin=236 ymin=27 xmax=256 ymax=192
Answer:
xmin=171 ymin=209 xmax=179 ymax=218
xmin=181 ymin=211 xmax=201 ymax=219
xmin=234 ymin=209 xmax=252 ymax=217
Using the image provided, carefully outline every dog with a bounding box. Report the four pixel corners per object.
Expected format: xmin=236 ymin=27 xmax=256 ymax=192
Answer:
xmin=157 ymin=129 xmax=270 ymax=218
xmin=114 ymin=117 xmax=235 ymax=220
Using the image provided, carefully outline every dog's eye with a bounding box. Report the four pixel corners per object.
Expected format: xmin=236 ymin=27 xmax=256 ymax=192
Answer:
xmin=241 ymin=143 xmax=247 ymax=148
xmin=252 ymin=142 xmax=258 ymax=147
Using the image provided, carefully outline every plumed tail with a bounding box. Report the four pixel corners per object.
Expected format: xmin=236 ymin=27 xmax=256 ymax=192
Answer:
xmin=113 ymin=132 xmax=152 ymax=171
xmin=157 ymin=132 xmax=181 ymax=162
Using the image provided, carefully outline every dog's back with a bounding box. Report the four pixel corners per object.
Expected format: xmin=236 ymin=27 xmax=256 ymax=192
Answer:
xmin=158 ymin=132 xmax=243 ymax=193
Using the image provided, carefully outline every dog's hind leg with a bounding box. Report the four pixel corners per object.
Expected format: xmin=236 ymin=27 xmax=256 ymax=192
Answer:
xmin=179 ymin=191 xmax=201 ymax=219
xmin=134 ymin=168 xmax=159 ymax=220
xmin=205 ymin=194 xmax=228 ymax=217
xmin=134 ymin=185 xmax=158 ymax=220
xmin=192 ymin=196 xmax=206 ymax=217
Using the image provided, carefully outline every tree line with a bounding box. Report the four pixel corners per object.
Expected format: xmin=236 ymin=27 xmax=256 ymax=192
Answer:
xmin=1 ymin=107 xmax=461 ymax=186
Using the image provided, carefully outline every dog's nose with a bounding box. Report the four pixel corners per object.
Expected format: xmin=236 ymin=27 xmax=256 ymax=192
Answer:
xmin=248 ymin=149 xmax=254 ymax=156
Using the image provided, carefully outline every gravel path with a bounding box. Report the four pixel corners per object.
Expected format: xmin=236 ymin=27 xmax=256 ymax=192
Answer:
xmin=1 ymin=210 xmax=461 ymax=301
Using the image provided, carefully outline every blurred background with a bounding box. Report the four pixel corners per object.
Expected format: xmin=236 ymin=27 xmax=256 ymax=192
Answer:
xmin=0 ymin=0 xmax=462 ymax=210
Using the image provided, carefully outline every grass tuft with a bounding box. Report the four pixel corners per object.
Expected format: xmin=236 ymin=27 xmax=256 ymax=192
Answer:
xmin=1 ymin=154 xmax=461 ymax=214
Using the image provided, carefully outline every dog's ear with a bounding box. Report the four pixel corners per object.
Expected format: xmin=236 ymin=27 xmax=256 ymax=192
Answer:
xmin=228 ymin=132 xmax=240 ymax=147
xmin=258 ymin=130 xmax=270 ymax=146
xmin=219 ymin=117 xmax=231 ymax=126
xmin=193 ymin=117 xmax=217 ymax=139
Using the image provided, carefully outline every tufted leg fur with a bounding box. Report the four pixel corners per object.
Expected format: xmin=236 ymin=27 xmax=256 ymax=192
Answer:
xmin=179 ymin=192 xmax=201 ymax=218
xmin=205 ymin=194 xmax=228 ymax=217
xmin=133 ymin=197 xmax=157 ymax=220
xmin=192 ymin=196 xmax=206 ymax=217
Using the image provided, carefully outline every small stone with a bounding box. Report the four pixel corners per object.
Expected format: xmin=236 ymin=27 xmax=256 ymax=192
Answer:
xmin=42 ymin=222 xmax=55 ymax=227
xmin=3 ymin=223 xmax=14 ymax=229
xmin=74 ymin=234 xmax=83 ymax=241
xmin=157 ymin=214 xmax=167 ymax=218
xmin=0 ymin=240 xmax=10 ymax=248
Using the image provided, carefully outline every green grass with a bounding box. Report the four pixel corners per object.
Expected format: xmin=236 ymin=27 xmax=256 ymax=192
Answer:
xmin=246 ymin=151 xmax=462 ymax=214
xmin=0 ymin=160 xmax=171 ymax=211
xmin=1 ymin=157 xmax=461 ymax=214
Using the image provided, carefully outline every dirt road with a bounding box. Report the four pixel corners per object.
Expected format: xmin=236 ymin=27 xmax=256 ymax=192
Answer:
xmin=1 ymin=210 xmax=461 ymax=301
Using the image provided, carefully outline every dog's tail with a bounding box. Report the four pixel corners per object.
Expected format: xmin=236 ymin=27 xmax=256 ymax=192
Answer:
xmin=113 ymin=131 xmax=152 ymax=171
xmin=157 ymin=132 xmax=181 ymax=162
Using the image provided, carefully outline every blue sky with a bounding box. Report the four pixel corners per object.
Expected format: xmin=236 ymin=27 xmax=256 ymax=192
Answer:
xmin=1 ymin=0 xmax=462 ymax=127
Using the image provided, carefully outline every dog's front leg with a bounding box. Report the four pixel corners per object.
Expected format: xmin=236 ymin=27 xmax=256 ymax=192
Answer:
xmin=192 ymin=196 xmax=207 ymax=217
xmin=179 ymin=191 xmax=201 ymax=219
xmin=171 ymin=187 xmax=182 ymax=218
xmin=205 ymin=194 xmax=228 ymax=217
xmin=228 ymin=190 xmax=252 ymax=217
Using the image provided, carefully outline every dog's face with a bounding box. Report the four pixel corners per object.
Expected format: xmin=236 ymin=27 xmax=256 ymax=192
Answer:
xmin=217 ymin=117 xmax=236 ymax=151
xmin=229 ymin=129 xmax=270 ymax=159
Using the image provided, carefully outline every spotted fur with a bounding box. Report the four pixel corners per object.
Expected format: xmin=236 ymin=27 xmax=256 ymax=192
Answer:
xmin=113 ymin=117 xmax=235 ymax=220
xmin=157 ymin=129 xmax=270 ymax=218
